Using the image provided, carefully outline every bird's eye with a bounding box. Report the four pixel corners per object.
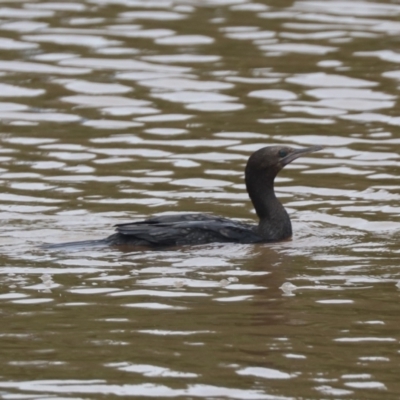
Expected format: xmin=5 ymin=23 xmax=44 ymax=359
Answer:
xmin=278 ymin=149 xmax=287 ymax=158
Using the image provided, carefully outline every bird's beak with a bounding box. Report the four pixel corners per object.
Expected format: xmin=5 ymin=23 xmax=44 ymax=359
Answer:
xmin=281 ymin=145 xmax=324 ymax=166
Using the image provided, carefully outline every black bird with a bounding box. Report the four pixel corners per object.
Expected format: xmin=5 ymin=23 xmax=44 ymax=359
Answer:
xmin=44 ymin=145 xmax=323 ymax=249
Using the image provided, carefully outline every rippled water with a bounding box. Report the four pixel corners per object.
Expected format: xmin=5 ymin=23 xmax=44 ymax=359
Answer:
xmin=1 ymin=0 xmax=400 ymax=398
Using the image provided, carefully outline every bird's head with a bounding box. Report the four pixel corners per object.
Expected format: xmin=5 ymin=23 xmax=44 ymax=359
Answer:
xmin=246 ymin=145 xmax=324 ymax=177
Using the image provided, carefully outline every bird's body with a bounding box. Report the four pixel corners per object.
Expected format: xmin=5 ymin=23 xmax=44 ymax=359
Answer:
xmin=43 ymin=145 xmax=323 ymax=249
xmin=106 ymin=213 xmax=262 ymax=246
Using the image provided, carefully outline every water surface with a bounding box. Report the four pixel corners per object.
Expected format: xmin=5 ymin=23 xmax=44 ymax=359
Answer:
xmin=1 ymin=0 xmax=400 ymax=399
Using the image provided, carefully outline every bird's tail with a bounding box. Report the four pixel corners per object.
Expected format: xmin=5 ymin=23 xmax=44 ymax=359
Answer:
xmin=40 ymin=238 xmax=109 ymax=250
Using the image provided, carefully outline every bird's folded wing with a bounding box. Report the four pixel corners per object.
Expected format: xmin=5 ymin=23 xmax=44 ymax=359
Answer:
xmin=115 ymin=217 xmax=261 ymax=245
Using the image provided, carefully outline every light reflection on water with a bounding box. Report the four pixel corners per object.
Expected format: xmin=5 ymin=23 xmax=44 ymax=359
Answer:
xmin=0 ymin=0 xmax=400 ymax=399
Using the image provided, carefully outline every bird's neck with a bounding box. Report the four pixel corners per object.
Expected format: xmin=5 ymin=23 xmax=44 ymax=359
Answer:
xmin=245 ymin=172 xmax=292 ymax=241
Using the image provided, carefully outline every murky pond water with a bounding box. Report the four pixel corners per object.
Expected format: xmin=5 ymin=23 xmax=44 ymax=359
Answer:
xmin=1 ymin=0 xmax=400 ymax=398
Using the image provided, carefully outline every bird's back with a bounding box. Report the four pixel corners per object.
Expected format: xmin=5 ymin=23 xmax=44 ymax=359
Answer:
xmin=106 ymin=213 xmax=262 ymax=246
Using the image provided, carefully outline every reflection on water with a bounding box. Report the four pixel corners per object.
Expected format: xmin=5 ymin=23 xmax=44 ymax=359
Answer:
xmin=0 ymin=0 xmax=400 ymax=398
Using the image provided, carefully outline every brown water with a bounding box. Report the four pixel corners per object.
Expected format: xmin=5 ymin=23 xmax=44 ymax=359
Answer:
xmin=1 ymin=0 xmax=400 ymax=399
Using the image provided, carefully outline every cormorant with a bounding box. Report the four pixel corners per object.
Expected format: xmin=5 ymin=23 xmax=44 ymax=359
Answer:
xmin=43 ymin=145 xmax=323 ymax=248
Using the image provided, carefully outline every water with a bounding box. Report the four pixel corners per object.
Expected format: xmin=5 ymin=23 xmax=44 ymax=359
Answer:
xmin=1 ymin=0 xmax=400 ymax=398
